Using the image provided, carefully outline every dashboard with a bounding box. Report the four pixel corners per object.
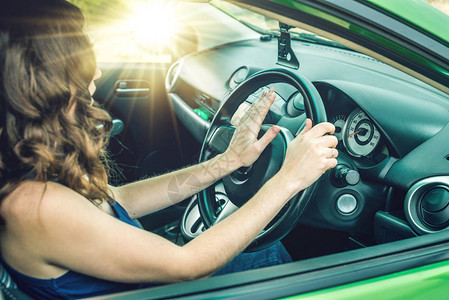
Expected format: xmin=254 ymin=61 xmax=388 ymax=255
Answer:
xmin=167 ymin=38 xmax=449 ymax=158
xmin=166 ymin=36 xmax=449 ymax=243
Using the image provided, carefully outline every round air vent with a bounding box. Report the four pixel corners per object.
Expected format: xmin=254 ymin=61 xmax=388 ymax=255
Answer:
xmin=420 ymin=186 xmax=449 ymax=229
xmin=165 ymin=59 xmax=183 ymax=92
xmin=405 ymin=176 xmax=449 ymax=234
xmin=228 ymin=66 xmax=249 ymax=89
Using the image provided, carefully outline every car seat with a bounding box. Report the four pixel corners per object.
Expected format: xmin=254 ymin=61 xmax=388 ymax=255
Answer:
xmin=0 ymin=263 xmax=32 ymax=300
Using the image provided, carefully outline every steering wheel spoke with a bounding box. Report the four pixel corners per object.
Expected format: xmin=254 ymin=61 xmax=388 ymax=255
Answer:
xmin=208 ymin=126 xmax=235 ymax=154
xmin=213 ymin=193 xmax=238 ymax=225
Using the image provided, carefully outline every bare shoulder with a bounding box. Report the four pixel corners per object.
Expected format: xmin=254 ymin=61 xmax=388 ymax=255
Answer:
xmin=0 ymin=180 xmax=96 ymax=277
xmin=1 ymin=180 xmax=86 ymax=227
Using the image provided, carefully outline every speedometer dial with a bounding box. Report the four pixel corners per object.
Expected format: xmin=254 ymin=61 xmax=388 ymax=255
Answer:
xmin=343 ymin=108 xmax=380 ymax=157
xmin=332 ymin=114 xmax=347 ymax=141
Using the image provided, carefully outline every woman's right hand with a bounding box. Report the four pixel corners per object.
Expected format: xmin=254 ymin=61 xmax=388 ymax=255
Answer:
xmin=275 ymin=119 xmax=338 ymax=197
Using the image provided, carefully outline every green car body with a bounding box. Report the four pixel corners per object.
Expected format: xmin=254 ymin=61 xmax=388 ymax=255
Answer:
xmin=368 ymin=0 xmax=449 ymax=44
xmin=289 ymin=260 xmax=449 ymax=299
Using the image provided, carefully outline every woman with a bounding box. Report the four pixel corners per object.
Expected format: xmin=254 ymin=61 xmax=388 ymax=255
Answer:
xmin=0 ymin=0 xmax=338 ymax=299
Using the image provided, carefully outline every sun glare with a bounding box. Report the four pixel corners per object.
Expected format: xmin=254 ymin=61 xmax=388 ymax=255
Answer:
xmin=126 ymin=1 xmax=179 ymax=52
xmin=88 ymin=0 xmax=182 ymax=63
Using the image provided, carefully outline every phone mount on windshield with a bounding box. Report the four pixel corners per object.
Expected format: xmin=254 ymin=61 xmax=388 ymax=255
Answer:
xmin=276 ymin=23 xmax=299 ymax=70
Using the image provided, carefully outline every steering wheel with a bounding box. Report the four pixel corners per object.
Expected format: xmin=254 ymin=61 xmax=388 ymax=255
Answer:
xmin=198 ymin=68 xmax=327 ymax=252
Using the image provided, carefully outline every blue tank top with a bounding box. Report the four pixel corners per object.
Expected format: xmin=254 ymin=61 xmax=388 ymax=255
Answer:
xmin=1 ymin=201 xmax=150 ymax=299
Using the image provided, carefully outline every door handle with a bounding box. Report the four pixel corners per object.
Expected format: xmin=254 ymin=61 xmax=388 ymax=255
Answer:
xmin=114 ymin=80 xmax=151 ymax=97
xmin=116 ymin=87 xmax=150 ymax=93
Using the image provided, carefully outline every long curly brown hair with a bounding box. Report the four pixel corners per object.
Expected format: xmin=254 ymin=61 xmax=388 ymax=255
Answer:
xmin=0 ymin=0 xmax=112 ymax=224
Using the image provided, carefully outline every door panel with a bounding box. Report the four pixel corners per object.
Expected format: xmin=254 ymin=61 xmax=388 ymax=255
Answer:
xmin=93 ymin=62 xmax=201 ymax=232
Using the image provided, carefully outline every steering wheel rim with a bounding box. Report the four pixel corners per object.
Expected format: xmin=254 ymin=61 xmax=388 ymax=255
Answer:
xmin=198 ymin=68 xmax=327 ymax=252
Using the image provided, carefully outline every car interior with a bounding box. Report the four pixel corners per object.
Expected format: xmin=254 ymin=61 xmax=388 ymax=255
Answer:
xmin=2 ymin=0 xmax=449 ymax=299
xmin=101 ymin=0 xmax=449 ymax=258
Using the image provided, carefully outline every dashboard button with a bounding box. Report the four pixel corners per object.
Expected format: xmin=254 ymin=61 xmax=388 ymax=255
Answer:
xmin=336 ymin=194 xmax=357 ymax=215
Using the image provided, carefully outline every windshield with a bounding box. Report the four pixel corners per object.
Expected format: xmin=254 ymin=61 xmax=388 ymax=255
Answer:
xmin=210 ymin=0 xmax=348 ymax=49
xmin=211 ymin=0 xmax=449 ymax=50
xmin=70 ymin=0 xmax=449 ymax=63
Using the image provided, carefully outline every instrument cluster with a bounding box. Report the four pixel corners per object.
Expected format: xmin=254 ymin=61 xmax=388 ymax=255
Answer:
xmin=320 ymin=85 xmax=388 ymax=165
xmin=332 ymin=108 xmax=381 ymax=158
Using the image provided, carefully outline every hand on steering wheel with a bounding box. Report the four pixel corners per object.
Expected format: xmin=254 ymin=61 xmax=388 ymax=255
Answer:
xmin=197 ymin=68 xmax=333 ymax=251
xmin=278 ymin=119 xmax=338 ymax=197
xmin=225 ymin=88 xmax=281 ymax=168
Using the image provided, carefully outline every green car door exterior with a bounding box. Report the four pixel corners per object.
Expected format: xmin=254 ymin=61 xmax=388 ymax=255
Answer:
xmin=286 ymin=259 xmax=449 ymax=299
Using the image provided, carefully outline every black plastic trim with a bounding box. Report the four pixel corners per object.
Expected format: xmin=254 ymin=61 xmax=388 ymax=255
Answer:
xmin=168 ymin=93 xmax=210 ymax=143
xmin=324 ymin=0 xmax=449 ymax=64
xmin=386 ymin=122 xmax=449 ymax=190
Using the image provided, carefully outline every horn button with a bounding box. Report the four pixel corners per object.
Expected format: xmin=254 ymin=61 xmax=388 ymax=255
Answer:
xmin=233 ymin=165 xmax=254 ymax=181
xmin=222 ymin=125 xmax=287 ymax=208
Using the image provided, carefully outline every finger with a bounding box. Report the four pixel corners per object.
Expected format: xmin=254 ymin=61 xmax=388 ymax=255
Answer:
xmin=254 ymin=125 xmax=280 ymax=152
xmin=231 ymin=101 xmax=252 ymax=126
xmin=252 ymin=88 xmax=275 ymax=117
xmin=327 ymin=158 xmax=338 ymax=169
xmin=254 ymin=125 xmax=280 ymax=153
xmin=304 ymin=122 xmax=335 ymax=138
xmin=240 ymin=92 xmax=276 ymax=129
xmin=327 ymin=148 xmax=338 ymax=159
xmin=257 ymin=89 xmax=270 ymax=102
xmin=316 ymin=135 xmax=339 ymax=148
xmin=299 ymin=118 xmax=313 ymax=136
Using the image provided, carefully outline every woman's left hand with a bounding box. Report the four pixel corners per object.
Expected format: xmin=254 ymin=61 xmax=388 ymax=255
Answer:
xmin=224 ymin=88 xmax=280 ymax=167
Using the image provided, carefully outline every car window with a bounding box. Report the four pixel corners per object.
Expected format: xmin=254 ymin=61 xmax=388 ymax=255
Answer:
xmin=424 ymin=0 xmax=449 ymax=14
xmin=68 ymin=0 xmax=259 ymax=63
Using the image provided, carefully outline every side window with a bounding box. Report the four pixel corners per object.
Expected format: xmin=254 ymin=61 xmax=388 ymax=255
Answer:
xmin=425 ymin=0 xmax=449 ymax=14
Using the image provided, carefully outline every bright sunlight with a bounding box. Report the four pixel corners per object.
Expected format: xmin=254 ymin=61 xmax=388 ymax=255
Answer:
xmin=83 ymin=0 xmax=183 ymax=63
